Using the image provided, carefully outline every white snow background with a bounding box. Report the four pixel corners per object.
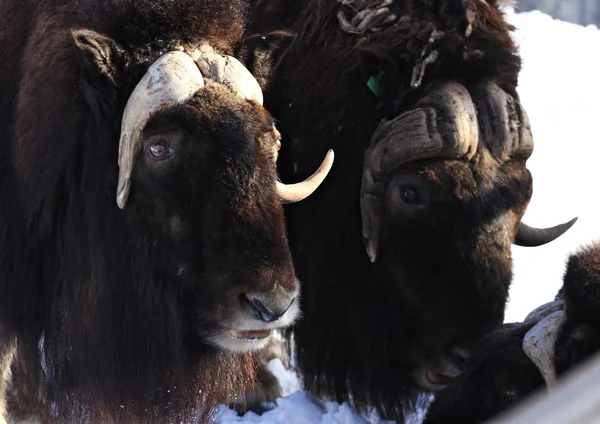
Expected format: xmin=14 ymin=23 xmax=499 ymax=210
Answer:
xmin=213 ymin=9 xmax=600 ymax=424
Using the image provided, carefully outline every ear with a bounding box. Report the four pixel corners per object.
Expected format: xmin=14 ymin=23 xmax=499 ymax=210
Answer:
xmin=234 ymin=30 xmax=296 ymax=91
xmin=72 ymin=29 xmax=127 ymax=86
xmin=72 ymin=29 xmax=128 ymax=118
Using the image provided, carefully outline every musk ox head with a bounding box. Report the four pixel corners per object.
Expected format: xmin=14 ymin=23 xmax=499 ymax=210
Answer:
xmin=357 ymin=79 xmax=576 ymax=391
xmin=361 ymin=81 xmax=576 ymax=264
xmin=423 ymin=322 xmax=546 ymax=424
xmin=423 ymin=295 xmax=568 ymax=423
xmin=423 ymin=242 xmax=600 ymax=424
xmin=554 ymin=242 xmax=600 ymax=377
xmin=71 ymin=29 xmax=334 ymax=354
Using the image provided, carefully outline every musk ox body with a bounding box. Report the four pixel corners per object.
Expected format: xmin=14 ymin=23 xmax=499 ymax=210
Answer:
xmin=246 ymin=0 xmax=575 ymax=419
xmin=0 ymin=1 xmax=332 ymax=422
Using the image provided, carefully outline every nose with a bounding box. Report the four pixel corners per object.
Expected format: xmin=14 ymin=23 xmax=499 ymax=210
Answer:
xmin=418 ymin=345 xmax=472 ymax=391
xmin=243 ymin=291 xmax=296 ymax=323
xmin=452 ymin=346 xmax=470 ymax=369
xmin=436 ymin=346 xmax=471 ymax=378
xmin=443 ymin=350 xmax=468 ymax=378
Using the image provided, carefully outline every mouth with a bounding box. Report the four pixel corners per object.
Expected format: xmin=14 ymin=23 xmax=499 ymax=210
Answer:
xmin=416 ymin=347 xmax=469 ymax=391
xmin=209 ymin=328 xmax=274 ymax=353
xmin=426 ymin=369 xmax=456 ymax=387
xmin=225 ymin=329 xmax=272 ymax=341
xmin=415 ymin=367 xmax=459 ymax=392
xmin=207 ymin=295 xmax=301 ymax=354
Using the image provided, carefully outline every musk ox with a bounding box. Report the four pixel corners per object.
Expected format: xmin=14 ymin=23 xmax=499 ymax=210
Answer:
xmin=554 ymin=242 xmax=600 ymax=377
xmin=415 ymin=241 xmax=600 ymax=424
xmin=422 ymin=297 xmax=565 ymax=424
xmin=422 ymin=322 xmax=545 ymax=424
xmin=0 ymin=0 xmax=333 ymax=423
xmin=422 ymin=242 xmax=600 ymax=424
xmin=243 ymin=0 xmax=576 ymax=419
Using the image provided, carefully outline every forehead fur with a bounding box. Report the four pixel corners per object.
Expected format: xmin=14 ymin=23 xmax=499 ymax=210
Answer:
xmin=284 ymin=0 xmax=521 ymax=117
xmin=564 ymin=243 xmax=600 ymax=321
xmin=182 ymin=81 xmax=273 ymax=139
xmin=77 ymin=0 xmax=248 ymax=52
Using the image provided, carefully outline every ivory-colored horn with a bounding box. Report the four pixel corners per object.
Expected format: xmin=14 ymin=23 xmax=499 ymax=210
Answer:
xmin=277 ymin=150 xmax=335 ymax=204
xmin=360 ymin=82 xmax=479 ymax=263
xmin=194 ymin=50 xmax=335 ymax=203
xmin=117 ymin=51 xmax=204 ymax=209
xmin=469 ymin=81 xmax=533 ymax=161
xmin=522 ymin=309 xmax=566 ymax=389
xmin=195 ymin=52 xmax=263 ymax=105
xmin=523 ymin=299 xmax=565 ymax=325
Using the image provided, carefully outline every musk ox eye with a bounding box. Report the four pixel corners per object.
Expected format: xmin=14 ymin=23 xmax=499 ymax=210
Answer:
xmin=149 ymin=143 xmax=170 ymax=158
xmin=504 ymin=387 xmax=519 ymax=400
xmin=400 ymin=185 xmax=420 ymax=204
xmin=386 ymin=173 xmax=431 ymax=219
xmin=396 ymin=182 xmax=428 ymax=207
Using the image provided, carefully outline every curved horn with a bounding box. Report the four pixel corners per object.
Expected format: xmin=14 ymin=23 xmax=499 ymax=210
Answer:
xmin=523 ymin=309 xmax=566 ymax=389
xmin=117 ymin=51 xmax=204 ymax=209
xmin=194 ymin=49 xmax=263 ymax=105
xmin=470 ymin=81 xmax=533 ymax=161
xmin=277 ymin=150 xmax=335 ymax=204
xmin=361 ymin=82 xmax=479 ymax=263
xmin=194 ymin=46 xmax=333 ymax=205
xmin=523 ymin=299 xmax=565 ymax=325
xmin=514 ymin=217 xmax=578 ymax=247
xmin=471 ymin=82 xmax=577 ymax=247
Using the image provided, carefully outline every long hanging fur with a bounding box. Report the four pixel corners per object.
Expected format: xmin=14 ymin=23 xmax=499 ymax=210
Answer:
xmin=0 ymin=1 xmax=280 ymax=423
xmin=245 ymin=0 xmax=528 ymax=421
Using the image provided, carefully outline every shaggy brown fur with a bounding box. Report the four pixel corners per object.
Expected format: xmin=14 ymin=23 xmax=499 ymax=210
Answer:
xmin=232 ymin=332 xmax=291 ymax=414
xmin=0 ymin=1 xmax=301 ymax=423
xmin=0 ymin=332 xmax=16 ymax=422
xmin=423 ymin=322 xmax=545 ymax=424
xmin=555 ymin=242 xmax=600 ymax=377
xmin=425 ymin=242 xmax=600 ymax=423
xmin=243 ymin=0 xmax=538 ymax=420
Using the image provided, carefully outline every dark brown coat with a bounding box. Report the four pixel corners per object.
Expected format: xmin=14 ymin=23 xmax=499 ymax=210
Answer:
xmin=243 ymin=0 xmax=569 ymax=420
xmin=0 ymin=1 xmax=302 ymax=422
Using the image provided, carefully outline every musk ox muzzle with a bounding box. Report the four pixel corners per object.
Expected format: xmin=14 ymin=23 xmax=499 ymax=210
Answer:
xmin=360 ymin=81 xmax=577 ymax=263
xmin=116 ymin=48 xmax=334 ymax=209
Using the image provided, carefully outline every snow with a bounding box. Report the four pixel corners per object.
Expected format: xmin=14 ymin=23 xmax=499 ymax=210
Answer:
xmin=506 ymin=10 xmax=600 ymax=322
xmin=213 ymin=10 xmax=600 ymax=424
xmin=212 ymin=358 xmax=395 ymax=424
xmin=264 ymin=358 xmax=302 ymax=398
xmin=215 ymin=390 xmax=373 ymax=424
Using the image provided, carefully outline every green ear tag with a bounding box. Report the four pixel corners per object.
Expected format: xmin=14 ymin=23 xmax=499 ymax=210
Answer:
xmin=367 ymin=76 xmax=382 ymax=97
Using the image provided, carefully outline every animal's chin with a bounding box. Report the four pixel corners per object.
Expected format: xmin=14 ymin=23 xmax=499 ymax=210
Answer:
xmin=209 ymin=329 xmax=273 ymax=353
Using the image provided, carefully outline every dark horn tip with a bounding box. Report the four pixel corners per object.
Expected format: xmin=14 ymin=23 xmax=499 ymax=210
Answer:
xmin=514 ymin=217 xmax=579 ymax=248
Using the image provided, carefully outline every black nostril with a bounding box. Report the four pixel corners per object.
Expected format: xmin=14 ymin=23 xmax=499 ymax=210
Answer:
xmin=243 ymin=294 xmax=294 ymax=323
xmin=452 ymin=346 xmax=471 ymax=369
xmin=250 ymin=297 xmax=276 ymax=321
